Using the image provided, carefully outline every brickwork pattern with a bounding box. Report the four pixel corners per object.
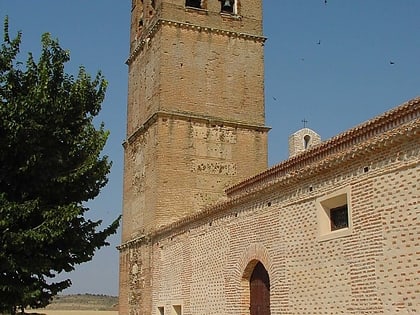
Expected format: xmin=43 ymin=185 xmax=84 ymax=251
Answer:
xmin=119 ymin=240 xmax=152 ymax=315
xmin=122 ymin=120 xmax=419 ymax=315
xmin=375 ymin=168 xmax=419 ymax=313
xmin=120 ymin=1 xmax=420 ymax=314
xmin=121 ymin=1 xmax=268 ymax=311
xmin=123 ymin=0 xmax=268 ymax=241
xmin=122 ymin=116 xmax=267 ymax=240
xmin=159 ymin=25 xmax=265 ymax=125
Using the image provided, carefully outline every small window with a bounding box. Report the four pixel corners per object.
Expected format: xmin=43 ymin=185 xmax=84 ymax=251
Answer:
xmin=330 ymin=205 xmax=348 ymax=231
xmin=316 ymin=187 xmax=352 ymax=241
xmin=221 ymin=0 xmax=235 ymax=14
xmin=158 ymin=306 xmax=164 ymax=315
xmin=303 ymin=134 xmax=311 ymax=149
xmin=186 ymin=0 xmax=201 ymax=8
xmin=173 ymin=305 xmax=182 ymax=315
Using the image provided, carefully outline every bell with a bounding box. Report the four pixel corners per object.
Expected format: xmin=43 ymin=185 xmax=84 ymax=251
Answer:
xmin=222 ymin=0 xmax=232 ymax=11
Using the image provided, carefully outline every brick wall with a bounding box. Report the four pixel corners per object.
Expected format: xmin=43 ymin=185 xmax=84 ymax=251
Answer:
xmin=122 ymin=115 xmax=268 ymax=240
xmin=123 ymin=1 xmax=268 ymax=241
xmin=120 ymin=1 xmax=420 ymax=314
xmin=121 ymin=121 xmax=420 ymax=315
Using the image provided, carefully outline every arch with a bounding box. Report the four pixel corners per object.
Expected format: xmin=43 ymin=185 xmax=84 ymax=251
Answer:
xmin=236 ymin=244 xmax=272 ymax=314
xmin=250 ymin=262 xmax=270 ymax=315
xmin=240 ymin=260 xmax=271 ymax=315
xmin=288 ymin=127 xmax=321 ymax=157
xmin=303 ymin=134 xmax=311 ymax=149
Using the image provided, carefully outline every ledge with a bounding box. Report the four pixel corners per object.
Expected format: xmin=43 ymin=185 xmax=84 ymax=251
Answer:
xmin=126 ymin=18 xmax=266 ymax=65
xmin=124 ymin=110 xmax=270 ymax=146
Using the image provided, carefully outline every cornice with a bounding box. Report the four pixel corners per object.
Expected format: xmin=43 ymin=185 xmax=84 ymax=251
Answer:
xmin=226 ymin=97 xmax=420 ymax=196
xmin=117 ymin=234 xmax=148 ymax=251
xmin=229 ymin=117 xmax=419 ymax=199
xmin=119 ymin=116 xmax=419 ymax=247
xmin=148 ymin=115 xmax=420 ymax=242
xmin=124 ymin=110 xmax=270 ymax=146
xmin=126 ymin=18 xmax=266 ymax=65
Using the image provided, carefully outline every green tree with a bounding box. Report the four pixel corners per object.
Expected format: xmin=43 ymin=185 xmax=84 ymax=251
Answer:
xmin=0 ymin=18 xmax=120 ymax=314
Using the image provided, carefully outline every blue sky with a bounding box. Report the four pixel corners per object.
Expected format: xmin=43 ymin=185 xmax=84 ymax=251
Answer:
xmin=1 ymin=1 xmax=419 ymax=296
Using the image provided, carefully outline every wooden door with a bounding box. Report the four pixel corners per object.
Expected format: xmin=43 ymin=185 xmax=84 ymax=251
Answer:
xmin=250 ymin=262 xmax=270 ymax=315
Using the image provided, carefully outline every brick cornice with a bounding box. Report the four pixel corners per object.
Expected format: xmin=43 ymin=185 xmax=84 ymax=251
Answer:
xmin=117 ymin=234 xmax=148 ymax=251
xmin=226 ymin=97 xmax=420 ymax=196
xmin=124 ymin=110 xmax=270 ymax=147
xmin=119 ymin=98 xmax=419 ymax=246
xmin=147 ymin=114 xmax=420 ymax=242
xmin=126 ymin=18 xmax=266 ymax=65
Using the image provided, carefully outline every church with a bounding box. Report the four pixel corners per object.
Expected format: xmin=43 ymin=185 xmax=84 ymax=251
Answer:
xmin=118 ymin=0 xmax=420 ymax=314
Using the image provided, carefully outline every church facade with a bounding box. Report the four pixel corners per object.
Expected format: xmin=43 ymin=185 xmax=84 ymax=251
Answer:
xmin=118 ymin=1 xmax=420 ymax=314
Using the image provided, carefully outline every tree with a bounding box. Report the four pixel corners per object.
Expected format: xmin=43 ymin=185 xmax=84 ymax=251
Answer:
xmin=0 ymin=17 xmax=120 ymax=314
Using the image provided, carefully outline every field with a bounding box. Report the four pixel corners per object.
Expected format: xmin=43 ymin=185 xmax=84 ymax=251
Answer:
xmin=22 ymin=294 xmax=119 ymax=315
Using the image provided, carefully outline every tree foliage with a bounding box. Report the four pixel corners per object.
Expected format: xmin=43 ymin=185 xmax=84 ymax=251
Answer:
xmin=0 ymin=17 xmax=120 ymax=314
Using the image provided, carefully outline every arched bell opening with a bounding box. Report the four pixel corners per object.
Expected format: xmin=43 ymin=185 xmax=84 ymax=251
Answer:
xmin=303 ymin=134 xmax=311 ymax=149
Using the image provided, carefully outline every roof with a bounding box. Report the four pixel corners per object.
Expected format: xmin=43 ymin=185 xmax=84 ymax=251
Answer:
xmin=226 ymin=96 xmax=420 ymax=198
xmin=122 ymin=97 xmax=420 ymax=245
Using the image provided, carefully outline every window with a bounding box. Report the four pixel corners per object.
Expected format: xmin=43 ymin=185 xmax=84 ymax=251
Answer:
xmin=157 ymin=307 xmax=164 ymax=315
xmin=186 ymin=0 xmax=201 ymax=8
xmin=316 ymin=187 xmax=352 ymax=241
xmin=173 ymin=305 xmax=182 ymax=315
xmin=330 ymin=205 xmax=349 ymax=230
xmin=221 ymin=0 xmax=235 ymax=14
xmin=303 ymin=134 xmax=311 ymax=149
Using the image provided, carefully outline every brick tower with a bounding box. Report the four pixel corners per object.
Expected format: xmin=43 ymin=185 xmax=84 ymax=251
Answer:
xmin=119 ymin=0 xmax=268 ymax=313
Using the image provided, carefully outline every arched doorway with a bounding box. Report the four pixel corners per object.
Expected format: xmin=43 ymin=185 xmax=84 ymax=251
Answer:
xmin=250 ymin=262 xmax=270 ymax=315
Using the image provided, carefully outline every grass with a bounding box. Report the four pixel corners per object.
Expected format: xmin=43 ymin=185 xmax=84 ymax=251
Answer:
xmin=42 ymin=294 xmax=118 ymax=311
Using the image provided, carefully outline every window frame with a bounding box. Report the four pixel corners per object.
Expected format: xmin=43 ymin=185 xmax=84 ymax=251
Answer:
xmin=185 ymin=0 xmax=202 ymax=9
xmin=316 ymin=186 xmax=353 ymax=241
xmin=220 ymin=0 xmax=237 ymax=15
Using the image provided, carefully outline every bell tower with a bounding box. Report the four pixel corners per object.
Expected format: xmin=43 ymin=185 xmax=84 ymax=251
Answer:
xmin=119 ymin=0 xmax=268 ymax=312
xmin=122 ymin=0 xmax=268 ymax=239
xmin=119 ymin=0 xmax=269 ymax=314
